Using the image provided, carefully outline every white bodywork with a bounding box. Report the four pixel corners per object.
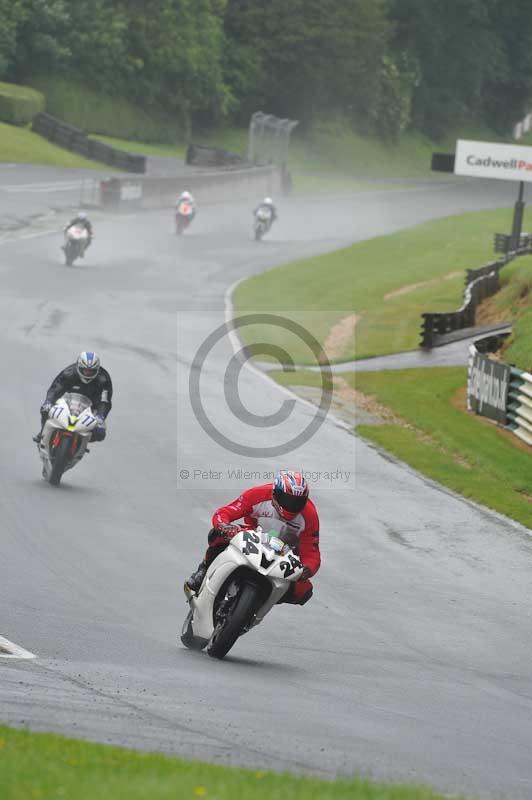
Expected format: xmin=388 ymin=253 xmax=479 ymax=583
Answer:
xmin=253 ymin=207 xmax=273 ymax=239
xmin=65 ymin=224 xmax=89 ymax=243
xmin=256 ymin=207 xmax=272 ymax=222
xmin=38 ymin=392 xmax=98 ymax=481
xmin=184 ymin=527 xmax=304 ymax=647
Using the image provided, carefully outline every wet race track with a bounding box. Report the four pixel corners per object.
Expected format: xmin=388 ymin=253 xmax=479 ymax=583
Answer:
xmin=1 ymin=170 xmax=532 ymax=798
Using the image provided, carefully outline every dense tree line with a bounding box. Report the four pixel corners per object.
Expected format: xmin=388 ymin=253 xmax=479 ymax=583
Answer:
xmin=1 ymin=0 xmax=532 ymax=139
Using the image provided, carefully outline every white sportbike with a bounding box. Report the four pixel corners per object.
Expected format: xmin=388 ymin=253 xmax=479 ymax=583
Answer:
xmin=253 ymin=207 xmax=273 ymax=241
xmin=181 ymin=526 xmax=304 ymax=659
xmin=37 ymin=392 xmax=100 ymax=485
xmin=63 ymin=224 xmax=89 ymax=266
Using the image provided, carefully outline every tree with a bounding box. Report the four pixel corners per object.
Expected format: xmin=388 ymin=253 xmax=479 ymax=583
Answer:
xmin=0 ymin=0 xmax=25 ymax=77
xmin=224 ymin=0 xmax=404 ymax=134
xmin=13 ymin=0 xmax=71 ymax=76
xmin=390 ymin=0 xmax=505 ymax=137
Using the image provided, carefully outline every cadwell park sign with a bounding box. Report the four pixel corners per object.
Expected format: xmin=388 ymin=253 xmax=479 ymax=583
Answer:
xmin=455 ymin=140 xmax=532 ymax=182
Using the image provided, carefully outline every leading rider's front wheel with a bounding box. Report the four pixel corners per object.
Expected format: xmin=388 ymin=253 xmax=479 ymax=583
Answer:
xmin=49 ymin=436 xmax=71 ymax=486
xmin=207 ymin=582 xmax=262 ymax=660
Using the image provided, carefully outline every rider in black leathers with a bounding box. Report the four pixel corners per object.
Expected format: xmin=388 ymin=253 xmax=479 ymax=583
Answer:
xmin=253 ymin=197 xmax=277 ymax=224
xmin=34 ymin=352 xmax=112 ymax=443
xmin=65 ymin=212 xmax=93 ymax=255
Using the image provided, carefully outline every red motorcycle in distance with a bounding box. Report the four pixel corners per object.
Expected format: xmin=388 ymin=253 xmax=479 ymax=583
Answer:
xmin=175 ymin=201 xmax=195 ymax=235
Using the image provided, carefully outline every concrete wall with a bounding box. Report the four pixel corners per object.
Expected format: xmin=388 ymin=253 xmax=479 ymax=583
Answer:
xmin=99 ymin=165 xmax=283 ymax=211
xmin=140 ymin=165 xmax=282 ymax=208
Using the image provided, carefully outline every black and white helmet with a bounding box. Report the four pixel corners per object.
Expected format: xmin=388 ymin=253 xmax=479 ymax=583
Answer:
xmin=77 ymin=351 xmax=100 ymax=383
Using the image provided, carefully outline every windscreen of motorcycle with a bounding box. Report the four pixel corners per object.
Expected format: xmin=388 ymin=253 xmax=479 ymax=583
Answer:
xmin=63 ymin=393 xmax=92 ymax=416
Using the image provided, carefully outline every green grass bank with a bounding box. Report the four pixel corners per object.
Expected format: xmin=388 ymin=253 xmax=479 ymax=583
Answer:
xmin=479 ymin=254 xmax=532 ymax=372
xmin=0 ymin=725 xmax=454 ymax=800
xmin=0 ymin=121 xmax=104 ymax=169
xmin=272 ymin=367 xmax=532 ymax=529
xmin=234 ymin=207 xmax=532 ymax=363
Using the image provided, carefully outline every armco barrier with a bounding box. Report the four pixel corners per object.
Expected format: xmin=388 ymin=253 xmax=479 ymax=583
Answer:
xmin=420 ymin=235 xmax=532 ymax=348
xmin=142 ymin=165 xmax=281 ymax=208
xmin=32 ymin=112 xmax=146 ymax=173
xmin=506 ymin=367 xmax=532 ymax=445
xmin=185 ymin=143 xmax=247 ymax=168
xmin=467 ymin=335 xmax=532 ymax=447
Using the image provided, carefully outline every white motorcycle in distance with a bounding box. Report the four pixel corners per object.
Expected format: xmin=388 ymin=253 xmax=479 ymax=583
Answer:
xmin=37 ymin=393 xmax=99 ymax=486
xmin=63 ymin=224 xmax=89 ymax=266
xmin=253 ymin=207 xmax=273 ymax=241
xmin=181 ymin=526 xmax=304 ymax=659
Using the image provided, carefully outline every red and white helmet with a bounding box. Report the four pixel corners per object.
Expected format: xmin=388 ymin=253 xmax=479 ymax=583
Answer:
xmin=272 ymin=470 xmax=309 ymax=520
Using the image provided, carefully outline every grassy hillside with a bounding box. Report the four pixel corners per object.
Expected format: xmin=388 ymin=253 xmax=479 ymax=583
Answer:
xmin=0 ymin=121 xmax=104 ymax=169
xmin=477 ymin=254 xmax=532 ymax=372
xmin=27 ymin=75 xmax=187 ymax=143
xmin=272 ymin=366 xmax=532 ymax=528
xmin=234 ymin=207 xmax=532 ymax=363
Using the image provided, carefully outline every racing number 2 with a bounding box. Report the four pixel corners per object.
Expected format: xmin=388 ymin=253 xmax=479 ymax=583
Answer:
xmin=280 ymin=554 xmax=303 ymax=577
xmin=242 ymin=530 xmax=260 ymax=556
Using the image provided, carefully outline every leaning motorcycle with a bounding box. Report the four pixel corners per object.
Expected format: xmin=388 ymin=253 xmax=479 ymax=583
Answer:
xmin=181 ymin=526 xmax=304 ymax=659
xmin=63 ymin=224 xmax=89 ymax=266
xmin=175 ymin=201 xmax=194 ymax=235
xmin=37 ymin=393 xmax=99 ymax=486
xmin=253 ymin=207 xmax=273 ymax=241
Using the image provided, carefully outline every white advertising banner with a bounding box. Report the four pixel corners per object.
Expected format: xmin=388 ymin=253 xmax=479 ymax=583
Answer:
xmin=455 ymin=139 xmax=532 ymax=182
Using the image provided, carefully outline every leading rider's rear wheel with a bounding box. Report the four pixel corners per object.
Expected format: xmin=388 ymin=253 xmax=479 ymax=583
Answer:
xmin=49 ymin=436 xmax=71 ymax=486
xmin=65 ymin=242 xmax=75 ymax=266
xmin=207 ymin=582 xmax=262 ymax=660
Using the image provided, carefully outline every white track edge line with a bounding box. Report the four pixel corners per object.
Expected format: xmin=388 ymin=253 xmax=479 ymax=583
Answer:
xmin=0 ymin=228 xmax=60 ymax=246
xmin=224 ymin=277 xmax=352 ymax=433
xmin=0 ymin=635 xmax=36 ymax=660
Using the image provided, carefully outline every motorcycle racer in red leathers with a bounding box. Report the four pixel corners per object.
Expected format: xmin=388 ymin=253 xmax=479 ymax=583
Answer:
xmin=185 ymin=470 xmax=320 ymax=605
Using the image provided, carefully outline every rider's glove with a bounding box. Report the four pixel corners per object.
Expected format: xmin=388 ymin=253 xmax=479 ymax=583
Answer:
xmin=208 ymin=524 xmax=241 ymax=544
xmin=95 ymin=415 xmax=105 ymax=427
xmin=40 ymin=401 xmax=52 ymax=415
xmin=219 ymin=523 xmax=242 ymax=540
xmin=298 ymin=565 xmax=312 ymax=581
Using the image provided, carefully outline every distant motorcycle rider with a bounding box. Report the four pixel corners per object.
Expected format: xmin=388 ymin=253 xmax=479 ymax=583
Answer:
xmin=253 ymin=196 xmax=277 ymax=225
xmin=176 ymin=190 xmax=196 ymax=220
xmin=34 ymin=351 xmax=112 ymax=444
xmin=65 ymin=211 xmax=93 ymax=257
xmin=185 ymin=470 xmax=320 ymax=605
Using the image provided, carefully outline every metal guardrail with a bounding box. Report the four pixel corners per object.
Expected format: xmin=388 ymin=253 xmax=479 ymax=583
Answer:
xmin=506 ymin=367 xmax=532 ymax=445
xmin=185 ymin=143 xmax=248 ymax=168
xmin=494 ymin=232 xmax=532 ymax=254
xmin=467 ymin=340 xmax=532 ymax=447
xmin=32 ymin=113 xmax=146 ymax=173
xmin=420 ymin=237 xmax=532 ymax=348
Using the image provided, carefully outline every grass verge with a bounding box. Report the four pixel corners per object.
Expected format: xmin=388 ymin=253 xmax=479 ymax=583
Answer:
xmin=27 ymin=74 xmax=187 ymax=143
xmin=0 ymin=121 xmax=105 ymax=169
xmin=0 ymin=724 xmax=453 ymax=800
xmin=474 ymin=253 xmax=532 ymax=372
xmin=91 ymin=134 xmax=187 ymax=160
xmin=271 ymin=367 xmax=532 ymax=529
xmin=234 ymin=207 xmax=532 ymax=363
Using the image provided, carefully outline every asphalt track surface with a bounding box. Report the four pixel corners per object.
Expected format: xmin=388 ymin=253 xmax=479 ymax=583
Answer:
xmin=1 ymin=171 xmax=532 ymax=799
